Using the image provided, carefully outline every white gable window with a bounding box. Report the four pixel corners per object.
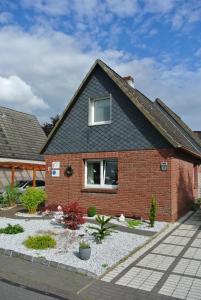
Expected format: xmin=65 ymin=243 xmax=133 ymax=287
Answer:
xmin=89 ymin=96 xmax=111 ymax=125
xmin=85 ymin=159 xmax=118 ymax=188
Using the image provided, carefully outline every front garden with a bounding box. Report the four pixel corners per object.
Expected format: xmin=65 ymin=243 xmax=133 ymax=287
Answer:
xmin=0 ymin=188 xmax=168 ymax=276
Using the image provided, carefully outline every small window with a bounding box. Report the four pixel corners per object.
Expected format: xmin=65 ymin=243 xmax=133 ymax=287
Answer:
xmin=89 ymin=97 xmax=111 ymax=125
xmin=85 ymin=159 xmax=118 ymax=188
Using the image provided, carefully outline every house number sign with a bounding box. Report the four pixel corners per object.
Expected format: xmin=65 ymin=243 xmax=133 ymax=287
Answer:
xmin=160 ymin=162 xmax=168 ymax=171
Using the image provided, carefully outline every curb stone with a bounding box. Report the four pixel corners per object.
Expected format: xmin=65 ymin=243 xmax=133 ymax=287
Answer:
xmin=0 ymin=247 xmax=97 ymax=278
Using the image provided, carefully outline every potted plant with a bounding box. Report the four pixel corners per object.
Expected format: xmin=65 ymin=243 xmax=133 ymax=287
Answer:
xmin=79 ymin=241 xmax=91 ymax=260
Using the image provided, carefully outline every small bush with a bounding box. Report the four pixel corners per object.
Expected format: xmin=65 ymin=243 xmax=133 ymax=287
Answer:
xmin=149 ymin=195 xmax=157 ymax=227
xmin=20 ymin=188 xmax=46 ymax=214
xmin=0 ymin=224 xmax=24 ymax=234
xmin=79 ymin=241 xmax=90 ymax=249
xmin=3 ymin=185 xmax=20 ymax=206
xmin=87 ymin=206 xmax=97 ymax=217
xmin=127 ymin=219 xmax=142 ymax=229
xmin=89 ymin=215 xmax=116 ymax=243
xmin=62 ymin=202 xmax=85 ymax=230
xmin=24 ymin=235 xmax=56 ymax=249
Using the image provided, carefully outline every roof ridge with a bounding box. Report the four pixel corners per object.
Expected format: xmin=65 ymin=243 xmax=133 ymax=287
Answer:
xmin=0 ymin=105 xmax=36 ymax=118
xmin=155 ymin=98 xmax=201 ymax=150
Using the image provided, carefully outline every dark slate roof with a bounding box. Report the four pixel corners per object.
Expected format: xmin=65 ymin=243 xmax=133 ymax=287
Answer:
xmin=0 ymin=106 xmax=47 ymax=161
xmin=41 ymin=59 xmax=201 ymax=159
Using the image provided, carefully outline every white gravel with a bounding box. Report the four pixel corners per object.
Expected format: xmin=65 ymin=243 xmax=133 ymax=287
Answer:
xmin=0 ymin=218 xmax=149 ymax=276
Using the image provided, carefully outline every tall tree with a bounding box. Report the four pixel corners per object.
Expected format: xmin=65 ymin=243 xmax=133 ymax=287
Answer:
xmin=42 ymin=114 xmax=60 ymax=136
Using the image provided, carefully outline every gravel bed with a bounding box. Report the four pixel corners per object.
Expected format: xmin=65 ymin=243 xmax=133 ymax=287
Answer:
xmin=86 ymin=216 xmax=167 ymax=232
xmin=0 ymin=218 xmax=148 ymax=276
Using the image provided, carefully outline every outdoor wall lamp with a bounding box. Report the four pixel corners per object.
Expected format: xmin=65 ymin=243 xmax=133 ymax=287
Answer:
xmin=65 ymin=165 xmax=73 ymax=177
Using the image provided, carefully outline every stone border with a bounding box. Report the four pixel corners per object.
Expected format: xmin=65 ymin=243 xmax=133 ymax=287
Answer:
xmin=0 ymin=247 xmax=97 ymax=278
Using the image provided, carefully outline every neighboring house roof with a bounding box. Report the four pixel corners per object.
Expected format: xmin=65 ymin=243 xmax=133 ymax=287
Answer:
xmin=41 ymin=59 xmax=201 ymax=159
xmin=194 ymin=131 xmax=201 ymax=140
xmin=0 ymin=106 xmax=47 ymax=161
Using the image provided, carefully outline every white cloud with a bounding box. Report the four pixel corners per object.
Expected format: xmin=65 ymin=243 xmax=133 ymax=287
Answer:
xmin=0 ymin=25 xmax=200 ymax=129
xmin=0 ymin=75 xmax=49 ymax=111
xmin=106 ymin=0 xmax=139 ymax=16
xmin=144 ymin=0 xmax=175 ymax=13
xmin=21 ymin=0 xmax=69 ymax=16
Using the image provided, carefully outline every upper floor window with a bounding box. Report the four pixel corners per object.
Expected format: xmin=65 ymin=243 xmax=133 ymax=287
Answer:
xmin=89 ymin=96 xmax=111 ymax=125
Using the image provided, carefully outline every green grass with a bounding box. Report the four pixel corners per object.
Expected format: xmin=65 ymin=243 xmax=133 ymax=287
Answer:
xmin=0 ymin=224 xmax=24 ymax=234
xmin=24 ymin=235 xmax=56 ymax=250
xmin=126 ymin=219 xmax=142 ymax=229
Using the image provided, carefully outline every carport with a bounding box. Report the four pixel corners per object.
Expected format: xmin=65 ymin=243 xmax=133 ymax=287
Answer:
xmin=0 ymin=159 xmax=46 ymax=188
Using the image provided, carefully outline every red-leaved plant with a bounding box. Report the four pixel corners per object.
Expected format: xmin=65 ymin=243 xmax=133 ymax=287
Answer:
xmin=62 ymin=202 xmax=85 ymax=230
xmin=44 ymin=202 xmax=85 ymax=230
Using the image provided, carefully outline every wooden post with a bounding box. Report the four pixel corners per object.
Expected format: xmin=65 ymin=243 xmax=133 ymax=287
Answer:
xmin=33 ymin=168 xmax=36 ymax=187
xmin=11 ymin=167 xmax=15 ymax=189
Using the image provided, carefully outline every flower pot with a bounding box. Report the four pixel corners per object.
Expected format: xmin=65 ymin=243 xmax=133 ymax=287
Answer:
xmin=79 ymin=247 xmax=91 ymax=260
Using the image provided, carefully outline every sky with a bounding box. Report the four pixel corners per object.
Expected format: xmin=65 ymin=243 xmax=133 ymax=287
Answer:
xmin=0 ymin=0 xmax=201 ymax=129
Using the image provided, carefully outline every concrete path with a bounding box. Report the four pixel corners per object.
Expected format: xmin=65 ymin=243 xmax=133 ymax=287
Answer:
xmin=81 ymin=210 xmax=201 ymax=300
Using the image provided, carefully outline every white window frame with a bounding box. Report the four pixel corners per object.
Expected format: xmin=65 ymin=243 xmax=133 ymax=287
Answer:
xmin=85 ymin=159 xmax=117 ymax=189
xmin=88 ymin=95 xmax=112 ymax=126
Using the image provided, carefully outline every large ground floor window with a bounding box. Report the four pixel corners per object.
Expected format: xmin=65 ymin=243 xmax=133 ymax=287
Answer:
xmin=85 ymin=159 xmax=118 ymax=188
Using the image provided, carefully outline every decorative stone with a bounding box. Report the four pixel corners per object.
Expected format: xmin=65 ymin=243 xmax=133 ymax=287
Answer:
xmin=119 ymin=214 xmax=125 ymax=222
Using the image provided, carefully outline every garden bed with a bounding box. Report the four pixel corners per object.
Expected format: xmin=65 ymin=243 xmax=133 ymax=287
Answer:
xmin=0 ymin=217 xmax=149 ymax=276
xmin=86 ymin=216 xmax=167 ymax=233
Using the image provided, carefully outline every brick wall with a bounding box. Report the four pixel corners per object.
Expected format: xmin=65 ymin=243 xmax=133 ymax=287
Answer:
xmin=45 ymin=149 xmax=175 ymax=221
xmin=171 ymin=154 xmax=198 ymax=221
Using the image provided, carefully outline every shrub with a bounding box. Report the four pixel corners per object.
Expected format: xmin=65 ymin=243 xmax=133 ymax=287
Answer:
xmin=0 ymin=223 xmax=24 ymax=234
xmin=87 ymin=206 xmax=97 ymax=217
xmin=24 ymin=235 xmax=56 ymax=249
xmin=20 ymin=188 xmax=46 ymax=214
xmin=79 ymin=241 xmax=90 ymax=249
xmin=61 ymin=202 xmax=85 ymax=230
xmin=3 ymin=185 xmax=20 ymax=206
xmin=89 ymin=215 xmax=116 ymax=243
xmin=149 ymin=195 xmax=157 ymax=227
xmin=127 ymin=219 xmax=142 ymax=229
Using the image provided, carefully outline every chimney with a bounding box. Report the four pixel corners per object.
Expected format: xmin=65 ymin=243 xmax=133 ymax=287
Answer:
xmin=123 ymin=75 xmax=134 ymax=88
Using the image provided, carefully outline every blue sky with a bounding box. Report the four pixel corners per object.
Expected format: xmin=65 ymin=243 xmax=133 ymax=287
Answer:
xmin=0 ymin=0 xmax=201 ymax=129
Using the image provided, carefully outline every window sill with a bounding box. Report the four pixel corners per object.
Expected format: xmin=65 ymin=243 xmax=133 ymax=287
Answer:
xmin=81 ymin=188 xmax=118 ymax=194
xmin=88 ymin=121 xmax=111 ymax=127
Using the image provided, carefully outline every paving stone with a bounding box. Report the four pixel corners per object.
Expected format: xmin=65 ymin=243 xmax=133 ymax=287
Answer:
xmin=116 ymin=267 xmax=163 ymax=291
xmin=173 ymin=258 xmax=201 ymax=277
xmin=183 ymin=247 xmax=201 ymax=260
xmin=184 ymin=220 xmax=201 ymax=226
xmin=137 ymin=254 xmax=175 ymax=271
xmin=152 ymin=243 xmax=184 ymax=256
xmin=195 ymin=231 xmax=201 ymax=239
xmin=191 ymin=238 xmax=201 ymax=248
xmin=163 ymin=235 xmax=190 ymax=246
xmin=179 ymin=224 xmax=199 ymax=230
xmin=172 ymin=229 xmax=196 ymax=237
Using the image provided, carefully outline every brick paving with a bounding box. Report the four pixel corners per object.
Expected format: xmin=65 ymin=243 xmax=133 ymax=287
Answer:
xmin=81 ymin=210 xmax=201 ymax=299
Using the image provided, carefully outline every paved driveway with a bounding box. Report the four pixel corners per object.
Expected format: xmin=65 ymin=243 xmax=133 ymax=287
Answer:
xmin=81 ymin=210 xmax=201 ymax=300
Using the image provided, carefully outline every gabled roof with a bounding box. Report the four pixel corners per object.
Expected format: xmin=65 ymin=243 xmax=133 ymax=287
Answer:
xmin=0 ymin=106 xmax=47 ymax=161
xmin=41 ymin=59 xmax=201 ymax=159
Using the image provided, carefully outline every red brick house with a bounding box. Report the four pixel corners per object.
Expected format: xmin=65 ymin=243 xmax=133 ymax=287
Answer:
xmin=41 ymin=60 xmax=201 ymax=221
